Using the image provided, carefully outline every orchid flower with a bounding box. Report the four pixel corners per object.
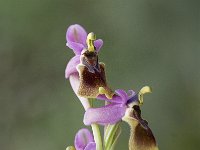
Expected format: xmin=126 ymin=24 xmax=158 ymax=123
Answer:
xmin=65 ymin=24 xmax=103 ymax=79
xmin=83 ymin=86 xmax=150 ymax=125
xmin=65 ymin=24 xmax=113 ymax=110
xmin=66 ymin=128 xmax=96 ymax=150
xmin=84 ymin=86 xmax=159 ymax=150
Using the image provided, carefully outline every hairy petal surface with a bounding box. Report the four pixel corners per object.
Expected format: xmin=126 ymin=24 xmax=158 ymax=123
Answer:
xmin=69 ymin=74 xmax=90 ymax=110
xmin=123 ymin=107 xmax=159 ymax=150
xmin=84 ymin=103 xmax=126 ymax=125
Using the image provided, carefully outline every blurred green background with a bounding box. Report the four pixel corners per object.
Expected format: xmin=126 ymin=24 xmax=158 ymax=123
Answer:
xmin=0 ymin=0 xmax=200 ymax=149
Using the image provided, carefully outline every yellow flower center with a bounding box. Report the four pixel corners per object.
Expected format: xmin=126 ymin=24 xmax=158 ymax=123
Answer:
xmin=138 ymin=86 xmax=152 ymax=105
xmin=86 ymin=32 xmax=96 ymax=52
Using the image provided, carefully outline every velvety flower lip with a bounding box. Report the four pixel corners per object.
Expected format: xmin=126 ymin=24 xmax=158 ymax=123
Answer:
xmin=122 ymin=106 xmax=159 ymax=150
xmin=74 ymin=128 xmax=96 ymax=150
xmin=83 ymin=89 xmax=138 ymax=125
xmin=65 ymin=24 xmax=103 ymax=78
xmin=69 ymin=73 xmax=91 ymax=110
xmin=77 ymin=53 xmax=113 ymax=99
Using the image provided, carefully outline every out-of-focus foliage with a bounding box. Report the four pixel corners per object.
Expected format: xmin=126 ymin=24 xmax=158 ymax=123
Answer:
xmin=0 ymin=0 xmax=199 ymax=150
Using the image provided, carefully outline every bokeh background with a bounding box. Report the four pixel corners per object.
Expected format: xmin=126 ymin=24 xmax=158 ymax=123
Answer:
xmin=0 ymin=0 xmax=200 ymax=149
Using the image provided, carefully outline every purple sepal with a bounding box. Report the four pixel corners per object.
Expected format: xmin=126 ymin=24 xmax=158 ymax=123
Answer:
xmin=84 ymin=103 xmax=126 ymax=125
xmin=94 ymin=39 xmax=103 ymax=52
xmin=84 ymin=89 xmax=137 ymax=125
xmin=65 ymin=55 xmax=80 ymax=78
xmin=74 ymin=128 xmax=95 ymax=150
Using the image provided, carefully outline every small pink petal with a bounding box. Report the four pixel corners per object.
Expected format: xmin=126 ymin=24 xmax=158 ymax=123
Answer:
xmin=127 ymin=90 xmax=136 ymax=98
xmin=115 ymin=89 xmax=129 ymax=103
xmin=67 ymin=42 xmax=85 ymax=55
xmin=94 ymin=39 xmax=103 ymax=52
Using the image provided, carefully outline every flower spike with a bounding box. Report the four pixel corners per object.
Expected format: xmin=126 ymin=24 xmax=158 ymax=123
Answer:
xmin=65 ymin=24 xmax=159 ymax=150
xmin=87 ymin=32 xmax=96 ymax=52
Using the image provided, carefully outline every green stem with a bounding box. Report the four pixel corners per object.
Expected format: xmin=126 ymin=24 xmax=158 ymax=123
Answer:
xmin=88 ymin=98 xmax=103 ymax=150
xmin=110 ymin=126 xmax=121 ymax=150
xmin=104 ymin=122 xmax=120 ymax=150
xmin=91 ymin=124 xmax=103 ymax=150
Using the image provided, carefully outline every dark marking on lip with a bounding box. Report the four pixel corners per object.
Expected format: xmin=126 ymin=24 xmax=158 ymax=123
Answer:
xmin=77 ymin=50 xmax=113 ymax=98
xmin=123 ymin=106 xmax=158 ymax=150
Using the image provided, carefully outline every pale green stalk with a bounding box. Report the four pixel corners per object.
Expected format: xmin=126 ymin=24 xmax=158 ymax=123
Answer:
xmin=91 ymin=124 xmax=103 ymax=150
xmin=88 ymin=98 xmax=103 ymax=150
xmin=110 ymin=126 xmax=121 ymax=150
xmin=104 ymin=122 xmax=121 ymax=150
